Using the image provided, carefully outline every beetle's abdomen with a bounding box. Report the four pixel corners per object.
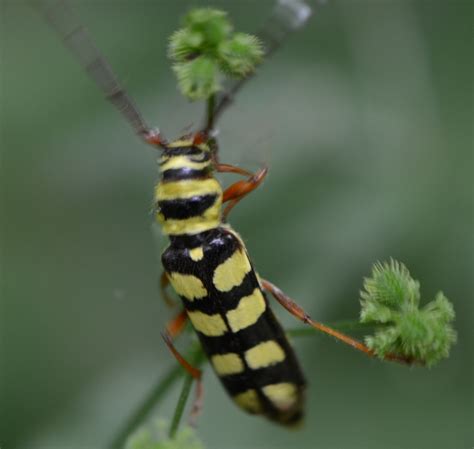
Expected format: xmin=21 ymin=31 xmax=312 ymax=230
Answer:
xmin=162 ymin=226 xmax=306 ymax=425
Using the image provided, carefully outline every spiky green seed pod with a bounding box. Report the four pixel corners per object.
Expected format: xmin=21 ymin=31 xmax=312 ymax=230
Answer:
xmin=360 ymin=259 xmax=457 ymax=367
xmin=169 ymin=8 xmax=263 ymax=100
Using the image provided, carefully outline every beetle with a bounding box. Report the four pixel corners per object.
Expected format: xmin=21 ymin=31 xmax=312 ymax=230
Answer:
xmin=33 ymin=0 xmax=404 ymax=427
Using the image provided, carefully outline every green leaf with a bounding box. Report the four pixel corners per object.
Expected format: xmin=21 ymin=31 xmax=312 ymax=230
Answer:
xmin=168 ymin=29 xmax=204 ymax=62
xmin=173 ymin=57 xmax=220 ymax=100
xmin=184 ymin=8 xmax=232 ymax=47
xmin=360 ymin=259 xmax=420 ymax=308
xmin=218 ymin=33 xmax=264 ymax=76
xmin=360 ymin=259 xmax=457 ymax=366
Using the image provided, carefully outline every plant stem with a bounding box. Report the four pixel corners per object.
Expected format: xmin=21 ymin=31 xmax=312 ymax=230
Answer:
xmin=169 ymin=372 xmax=194 ymax=439
xmin=109 ymin=319 xmax=386 ymax=447
xmin=286 ymin=321 xmax=376 ymax=338
xmin=108 ymin=344 xmax=202 ymax=449
xmin=206 ymin=93 xmax=216 ymax=132
xmin=168 ymin=345 xmax=206 ymax=439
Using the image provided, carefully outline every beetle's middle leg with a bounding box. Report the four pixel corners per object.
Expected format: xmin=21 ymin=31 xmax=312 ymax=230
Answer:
xmin=160 ymin=272 xmax=178 ymax=307
xmin=162 ymin=310 xmax=204 ymax=424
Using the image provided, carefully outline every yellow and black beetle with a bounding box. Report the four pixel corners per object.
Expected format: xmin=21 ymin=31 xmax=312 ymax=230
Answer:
xmin=33 ymin=0 xmax=408 ymax=428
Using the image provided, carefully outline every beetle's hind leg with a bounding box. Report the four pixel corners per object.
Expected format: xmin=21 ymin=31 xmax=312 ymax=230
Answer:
xmin=261 ymin=278 xmax=414 ymax=365
xmin=162 ymin=310 xmax=204 ymax=425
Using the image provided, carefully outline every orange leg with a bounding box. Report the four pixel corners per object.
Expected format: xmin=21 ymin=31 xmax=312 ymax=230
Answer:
xmin=162 ymin=311 xmax=204 ymax=424
xmin=261 ymin=278 xmax=414 ymax=365
xmin=216 ymin=163 xmax=253 ymax=177
xmin=217 ymin=164 xmax=269 ymax=220
xmin=160 ymin=272 xmax=177 ymax=308
xmin=164 ymin=309 xmax=189 ymax=339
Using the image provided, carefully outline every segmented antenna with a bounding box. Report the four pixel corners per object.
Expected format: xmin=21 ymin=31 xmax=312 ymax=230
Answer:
xmin=31 ymin=0 xmax=152 ymax=138
xmin=210 ymin=0 xmax=313 ymax=128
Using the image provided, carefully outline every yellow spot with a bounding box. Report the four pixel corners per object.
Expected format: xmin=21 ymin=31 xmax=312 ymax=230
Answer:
xmin=245 ymin=340 xmax=285 ymax=370
xmin=211 ymin=353 xmax=244 ymax=376
xmin=155 ymin=178 xmax=222 ymax=201
xmin=189 ymin=247 xmax=204 ymax=261
xmin=160 ymin=155 xmax=210 ymax=172
xmin=187 ymin=310 xmax=227 ymax=336
xmin=213 ymin=249 xmax=252 ymax=292
xmin=168 ymin=272 xmax=207 ymax=301
xmin=166 ymin=139 xmax=194 ymax=148
xmin=262 ymin=383 xmax=298 ymax=411
xmin=226 ymin=288 xmax=266 ymax=332
xmin=233 ymin=389 xmax=262 ymax=414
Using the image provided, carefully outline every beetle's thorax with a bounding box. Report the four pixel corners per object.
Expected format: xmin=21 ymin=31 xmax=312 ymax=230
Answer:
xmin=155 ymin=140 xmax=223 ymax=236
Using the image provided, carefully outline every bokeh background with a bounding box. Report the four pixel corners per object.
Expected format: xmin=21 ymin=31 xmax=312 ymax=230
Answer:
xmin=1 ymin=1 xmax=472 ymax=448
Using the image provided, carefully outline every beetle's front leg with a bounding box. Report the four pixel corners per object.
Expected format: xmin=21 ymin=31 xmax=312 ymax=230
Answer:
xmin=216 ymin=163 xmax=269 ymax=220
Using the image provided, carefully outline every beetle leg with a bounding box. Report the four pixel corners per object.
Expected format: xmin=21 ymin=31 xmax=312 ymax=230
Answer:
xmin=216 ymin=163 xmax=253 ymax=177
xmin=261 ymin=278 xmax=414 ymax=365
xmin=160 ymin=272 xmax=178 ymax=308
xmin=219 ymin=165 xmax=269 ymax=220
xmin=162 ymin=310 xmax=204 ymax=424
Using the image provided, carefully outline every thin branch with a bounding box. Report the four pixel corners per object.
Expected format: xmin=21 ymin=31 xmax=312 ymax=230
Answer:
xmin=211 ymin=0 xmax=313 ymax=127
xmin=169 ymin=373 xmax=194 ymax=439
xmin=286 ymin=321 xmax=378 ymax=338
xmin=109 ymin=319 xmax=408 ymax=447
xmin=108 ymin=343 xmax=204 ymax=449
xmin=205 ymin=93 xmax=216 ymax=133
xmin=108 ymin=364 xmax=182 ymax=449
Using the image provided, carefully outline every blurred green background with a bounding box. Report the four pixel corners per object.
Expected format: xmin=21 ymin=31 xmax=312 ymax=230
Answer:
xmin=1 ymin=1 xmax=472 ymax=448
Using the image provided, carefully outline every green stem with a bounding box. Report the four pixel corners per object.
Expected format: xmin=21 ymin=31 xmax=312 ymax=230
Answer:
xmin=108 ymin=345 xmax=202 ymax=449
xmin=169 ymin=346 xmax=206 ymax=439
xmin=169 ymin=373 xmax=194 ymax=439
xmin=110 ymin=319 xmax=371 ymax=446
xmin=206 ymin=93 xmax=216 ymax=132
xmin=286 ymin=320 xmax=377 ymax=338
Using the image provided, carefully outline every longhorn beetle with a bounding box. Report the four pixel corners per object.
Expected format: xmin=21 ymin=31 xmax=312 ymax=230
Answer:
xmin=33 ymin=0 xmax=410 ymax=427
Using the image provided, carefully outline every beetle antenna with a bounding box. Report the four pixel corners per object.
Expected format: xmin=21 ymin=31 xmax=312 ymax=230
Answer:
xmin=31 ymin=0 xmax=154 ymax=141
xmin=208 ymin=0 xmax=313 ymax=131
